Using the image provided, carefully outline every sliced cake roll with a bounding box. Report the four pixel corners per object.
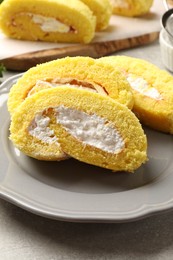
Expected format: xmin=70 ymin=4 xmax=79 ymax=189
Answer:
xmin=80 ymin=0 xmax=112 ymax=30
xmin=7 ymin=56 xmax=134 ymax=116
xmin=110 ymin=0 xmax=153 ymax=17
xmin=0 ymin=0 xmax=96 ymax=43
xmin=99 ymin=55 xmax=173 ymax=134
xmin=10 ymin=101 xmax=67 ymax=161
xmin=10 ymin=87 xmax=147 ymax=171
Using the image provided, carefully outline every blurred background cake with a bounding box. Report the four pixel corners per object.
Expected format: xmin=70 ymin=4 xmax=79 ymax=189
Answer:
xmin=79 ymin=0 xmax=112 ymax=30
xmin=0 ymin=0 xmax=96 ymax=43
xmin=110 ymin=0 xmax=154 ymax=17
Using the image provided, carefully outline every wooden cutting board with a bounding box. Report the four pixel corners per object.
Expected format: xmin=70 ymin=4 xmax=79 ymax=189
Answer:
xmin=1 ymin=32 xmax=159 ymax=71
xmin=0 ymin=0 xmax=163 ymax=71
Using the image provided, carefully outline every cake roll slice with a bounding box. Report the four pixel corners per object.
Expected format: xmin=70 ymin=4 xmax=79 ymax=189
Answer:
xmin=80 ymin=0 xmax=112 ymax=30
xmin=10 ymin=87 xmax=147 ymax=171
xmin=110 ymin=0 xmax=153 ymax=17
xmin=0 ymin=0 xmax=96 ymax=43
xmin=8 ymin=56 xmax=134 ymax=116
xmin=99 ymin=55 xmax=173 ymax=134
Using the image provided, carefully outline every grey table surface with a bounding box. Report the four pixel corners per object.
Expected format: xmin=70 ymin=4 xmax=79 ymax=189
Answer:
xmin=1 ymin=41 xmax=173 ymax=260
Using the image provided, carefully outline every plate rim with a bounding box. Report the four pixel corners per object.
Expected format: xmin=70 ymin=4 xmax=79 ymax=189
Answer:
xmin=1 ymin=182 xmax=173 ymax=223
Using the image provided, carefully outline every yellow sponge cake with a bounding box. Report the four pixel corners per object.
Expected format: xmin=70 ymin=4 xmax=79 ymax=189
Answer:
xmin=10 ymin=87 xmax=147 ymax=172
xmin=0 ymin=0 xmax=96 ymax=43
xmin=99 ymin=55 xmax=173 ymax=134
xmin=7 ymin=56 xmax=134 ymax=116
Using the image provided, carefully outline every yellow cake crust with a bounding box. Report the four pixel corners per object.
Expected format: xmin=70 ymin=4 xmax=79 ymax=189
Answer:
xmin=10 ymin=87 xmax=147 ymax=172
xmin=7 ymin=56 xmax=134 ymax=116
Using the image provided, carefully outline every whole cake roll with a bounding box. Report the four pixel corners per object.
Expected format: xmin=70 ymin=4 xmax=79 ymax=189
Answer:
xmin=10 ymin=87 xmax=147 ymax=171
xmin=99 ymin=55 xmax=173 ymax=134
xmin=7 ymin=56 xmax=134 ymax=116
xmin=0 ymin=0 xmax=96 ymax=43
xmin=80 ymin=0 xmax=112 ymax=30
xmin=110 ymin=0 xmax=153 ymax=17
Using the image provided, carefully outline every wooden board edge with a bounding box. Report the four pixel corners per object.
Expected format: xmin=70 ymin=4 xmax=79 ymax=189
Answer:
xmin=1 ymin=31 xmax=159 ymax=71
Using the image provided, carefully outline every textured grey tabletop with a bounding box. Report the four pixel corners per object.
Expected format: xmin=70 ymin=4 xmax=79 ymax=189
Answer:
xmin=1 ymin=41 xmax=173 ymax=260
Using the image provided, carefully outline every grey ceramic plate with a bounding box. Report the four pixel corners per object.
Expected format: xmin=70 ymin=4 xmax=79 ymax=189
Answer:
xmin=1 ymin=74 xmax=173 ymax=223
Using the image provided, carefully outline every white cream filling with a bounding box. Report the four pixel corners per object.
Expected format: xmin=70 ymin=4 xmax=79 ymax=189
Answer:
xmin=55 ymin=105 xmax=125 ymax=154
xmin=37 ymin=80 xmax=97 ymax=92
xmin=30 ymin=14 xmax=70 ymax=33
xmin=28 ymin=113 xmax=58 ymax=145
xmin=127 ymin=74 xmax=163 ymax=100
xmin=28 ymin=106 xmax=124 ymax=154
xmin=110 ymin=0 xmax=129 ymax=9
xmin=27 ymin=80 xmax=57 ymax=96
xmin=27 ymin=80 xmax=107 ymax=96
